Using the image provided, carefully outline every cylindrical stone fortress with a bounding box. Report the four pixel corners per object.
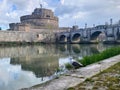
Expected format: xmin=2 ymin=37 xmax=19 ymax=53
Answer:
xmin=9 ymin=8 xmax=59 ymax=31
xmin=20 ymin=8 xmax=59 ymax=29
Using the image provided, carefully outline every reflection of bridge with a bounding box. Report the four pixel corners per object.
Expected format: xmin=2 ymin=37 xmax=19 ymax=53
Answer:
xmin=57 ymin=44 xmax=116 ymax=57
xmin=56 ymin=23 xmax=120 ymax=44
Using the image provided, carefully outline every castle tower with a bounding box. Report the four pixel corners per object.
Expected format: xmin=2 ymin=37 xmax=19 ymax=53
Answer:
xmin=9 ymin=7 xmax=59 ymax=31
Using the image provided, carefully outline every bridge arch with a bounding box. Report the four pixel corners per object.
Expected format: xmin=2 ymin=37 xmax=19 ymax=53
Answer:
xmin=59 ymin=35 xmax=67 ymax=43
xmin=91 ymin=31 xmax=106 ymax=41
xmin=71 ymin=33 xmax=81 ymax=43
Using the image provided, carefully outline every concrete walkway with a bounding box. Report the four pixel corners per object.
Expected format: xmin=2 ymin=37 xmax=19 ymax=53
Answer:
xmin=23 ymin=55 xmax=120 ymax=90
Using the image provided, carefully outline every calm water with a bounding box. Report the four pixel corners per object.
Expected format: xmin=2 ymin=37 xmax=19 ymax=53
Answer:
xmin=0 ymin=44 xmax=118 ymax=90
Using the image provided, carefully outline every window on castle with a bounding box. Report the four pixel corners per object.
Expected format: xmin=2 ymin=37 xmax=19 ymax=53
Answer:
xmin=46 ymin=15 xmax=50 ymax=18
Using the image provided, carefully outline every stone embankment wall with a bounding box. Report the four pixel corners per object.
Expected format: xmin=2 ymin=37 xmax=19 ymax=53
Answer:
xmin=0 ymin=30 xmax=57 ymax=43
xmin=0 ymin=31 xmax=37 ymax=42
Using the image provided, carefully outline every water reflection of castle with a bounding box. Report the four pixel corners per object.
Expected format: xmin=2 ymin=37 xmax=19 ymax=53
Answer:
xmin=10 ymin=56 xmax=59 ymax=78
xmin=6 ymin=44 xmax=116 ymax=78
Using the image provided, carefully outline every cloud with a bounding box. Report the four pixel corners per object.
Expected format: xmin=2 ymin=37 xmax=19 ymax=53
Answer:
xmin=60 ymin=0 xmax=64 ymax=5
xmin=55 ymin=5 xmax=80 ymax=16
xmin=0 ymin=0 xmax=120 ymax=29
xmin=55 ymin=0 xmax=120 ymax=27
xmin=0 ymin=0 xmax=41 ymax=29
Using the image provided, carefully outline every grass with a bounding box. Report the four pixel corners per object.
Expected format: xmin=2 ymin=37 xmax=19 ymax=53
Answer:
xmin=80 ymin=46 xmax=120 ymax=66
xmin=65 ymin=46 xmax=120 ymax=69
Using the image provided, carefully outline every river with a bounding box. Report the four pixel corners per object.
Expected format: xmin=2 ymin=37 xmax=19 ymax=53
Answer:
xmin=0 ymin=44 xmax=118 ymax=90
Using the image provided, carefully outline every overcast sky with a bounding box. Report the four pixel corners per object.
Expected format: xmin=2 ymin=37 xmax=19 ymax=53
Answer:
xmin=0 ymin=0 xmax=120 ymax=29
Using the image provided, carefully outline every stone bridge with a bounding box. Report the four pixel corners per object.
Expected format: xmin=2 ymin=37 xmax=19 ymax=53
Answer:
xmin=56 ymin=24 xmax=120 ymax=44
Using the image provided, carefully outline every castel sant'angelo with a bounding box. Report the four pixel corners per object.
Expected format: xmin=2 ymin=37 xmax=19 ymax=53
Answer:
xmin=9 ymin=6 xmax=59 ymax=31
xmin=0 ymin=5 xmax=70 ymax=43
